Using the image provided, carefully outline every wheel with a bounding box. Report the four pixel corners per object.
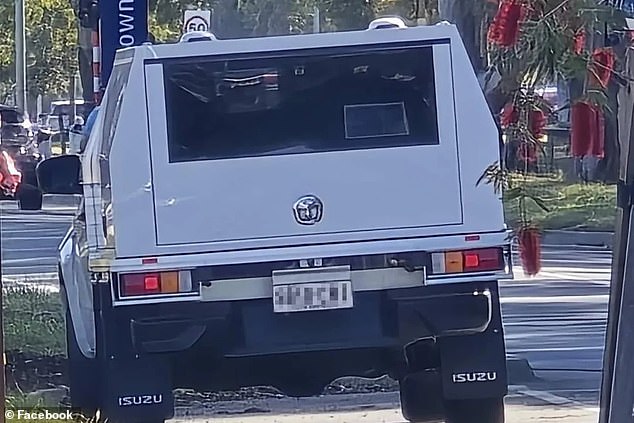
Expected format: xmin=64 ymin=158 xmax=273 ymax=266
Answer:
xmin=444 ymin=397 xmax=505 ymax=423
xmin=59 ymin=276 xmax=100 ymax=416
xmin=399 ymin=370 xmax=444 ymax=423
xmin=16 ymin=183 xmax=42 ymax=210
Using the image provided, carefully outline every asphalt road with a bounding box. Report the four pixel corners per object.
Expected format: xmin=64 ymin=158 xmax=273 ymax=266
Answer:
xmin=0 ymin=198 xmax=611 ymax=421
xmin=0 ymin=196 xmax=78 ymax=278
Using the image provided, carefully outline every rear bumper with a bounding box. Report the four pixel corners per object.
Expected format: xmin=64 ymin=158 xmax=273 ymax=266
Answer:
xmin=102 ymin=281 xmax=499 ymax=358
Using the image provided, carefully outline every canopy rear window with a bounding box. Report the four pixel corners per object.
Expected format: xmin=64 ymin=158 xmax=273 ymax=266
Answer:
xmin=163 ymin=45 xmax=440 ymax=163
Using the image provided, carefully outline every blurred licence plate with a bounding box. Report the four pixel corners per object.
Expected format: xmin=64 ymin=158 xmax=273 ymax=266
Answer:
xmin=273 ymin=281 xmax=353 ymax=313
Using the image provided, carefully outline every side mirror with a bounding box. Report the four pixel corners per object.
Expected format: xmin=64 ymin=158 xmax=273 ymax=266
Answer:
xmin=36 ymin=155 xmax=82 ymax=195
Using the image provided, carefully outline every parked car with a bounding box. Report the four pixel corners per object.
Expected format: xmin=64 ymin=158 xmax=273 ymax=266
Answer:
xmin=0 ymin=104 xmax=33 ymax=147
xmin=0 ymin=104 xmax=42 ymax=209
xmin=45 ymin=100 xmax=94 ymax=132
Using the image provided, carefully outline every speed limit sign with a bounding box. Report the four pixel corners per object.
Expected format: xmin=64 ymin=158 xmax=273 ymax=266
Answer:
xmin=183 ymin=10 xmax=211 ymax=33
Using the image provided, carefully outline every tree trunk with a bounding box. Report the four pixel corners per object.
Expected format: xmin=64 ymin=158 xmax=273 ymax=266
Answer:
xmin=596 ymin=37 xmax=627 ymax=183
xmin=213 ymin=0 xmax=247 ymax=39
xmin=438 ymin=0 xmax=484 ymax=73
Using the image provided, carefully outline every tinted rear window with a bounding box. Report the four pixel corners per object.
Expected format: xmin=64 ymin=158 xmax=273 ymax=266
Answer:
xmin=163 ymin=45 xmax=440 ymax=163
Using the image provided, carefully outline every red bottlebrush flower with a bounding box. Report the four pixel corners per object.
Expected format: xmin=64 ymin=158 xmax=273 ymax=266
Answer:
xmin=517 ymin=142 xmax=538 ymax=163
xmin=571 ymin=102 xmax=592 ymax=157
xmin=590 ymin=48 xmax=615 ymax=88
xmin=500 ymin=102 xmax=519 ymax=128
xmin=518 ymin=226 xmax=541 ymax=276
xmin=573 ymin=28 xmax=585 ymax=55
xmin=487 ymin=22 xmax=502 ymax=44
xmin=571 ymin=102 xmax=605 ymax=158
xmin=489 ymin=0 xmax=527 ymax=47
xmin=529 ymin=109 xmax=546 ymax=138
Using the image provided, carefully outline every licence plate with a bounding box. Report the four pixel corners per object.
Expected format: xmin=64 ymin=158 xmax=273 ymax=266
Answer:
xmin=273 ymin=281 xmax=353 ymax=313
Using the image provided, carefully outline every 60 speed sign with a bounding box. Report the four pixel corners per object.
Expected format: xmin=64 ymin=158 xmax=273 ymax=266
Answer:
xmin=183 ymin=10 xmax=211 ymax=33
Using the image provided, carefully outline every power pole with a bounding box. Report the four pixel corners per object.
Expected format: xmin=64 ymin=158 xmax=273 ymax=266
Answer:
xmin=599 ymin=43 xmax=634 ymax=423
xmin=313 ymin=6 xmax=320 ymax=33
xmin=15 ymin=0 xmax=27 ymax=116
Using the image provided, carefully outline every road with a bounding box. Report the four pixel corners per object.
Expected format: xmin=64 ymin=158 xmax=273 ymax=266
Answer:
xmin=0 ymin=198 xmax=611 ymax=421
xmin=0 ymin=196 xmax=78 ymax=280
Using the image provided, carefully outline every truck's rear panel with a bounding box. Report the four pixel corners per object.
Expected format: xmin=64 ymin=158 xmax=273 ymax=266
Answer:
xmin=146 ymin=42 xmax=463 ymax=247
xmin=107 ymin=23 xmax=504 ymax=259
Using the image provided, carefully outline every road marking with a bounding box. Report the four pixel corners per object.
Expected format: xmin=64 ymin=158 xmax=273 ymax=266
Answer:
xmin=505 ymin=345 xmax=604 ymax=353
xmin=501 ymin=294 xmax=609 ymax=304
xmin=510 ymin=385 xmax=598 ymax=412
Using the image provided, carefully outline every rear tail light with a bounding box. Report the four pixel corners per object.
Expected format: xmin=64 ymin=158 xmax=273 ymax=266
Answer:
xmin=119 ymin=270 xmax=195 ymax=298
xmin=431 ymin=248 xmax=505 ymax=275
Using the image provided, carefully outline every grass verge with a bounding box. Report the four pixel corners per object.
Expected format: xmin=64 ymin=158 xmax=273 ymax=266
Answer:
xmin=2 ymin=288 xmax=80 ymax=419
xmin=503 ymin=174 xmax=616 ymax=231
xmin=3 ymin=287 xmax=65 ymax=356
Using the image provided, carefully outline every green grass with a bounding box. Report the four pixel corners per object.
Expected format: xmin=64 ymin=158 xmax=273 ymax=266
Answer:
xmin=3 ymin=287 xmax=65 ymax=356
xmin=503 ymin=174 xmax=617 ymax=231
xmin=2 ymin=289 xmax=89 ymax=420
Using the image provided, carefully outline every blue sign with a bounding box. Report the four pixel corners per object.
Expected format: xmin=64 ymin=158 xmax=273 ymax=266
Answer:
xmin=99 ymin=0 xmax=148 ymax=89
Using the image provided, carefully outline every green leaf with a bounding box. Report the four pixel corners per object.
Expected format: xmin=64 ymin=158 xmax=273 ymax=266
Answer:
xmin=504 ymin=187 xmax=523 ymax=201
xmin=526 ymin=194 xmax=551 ymax=212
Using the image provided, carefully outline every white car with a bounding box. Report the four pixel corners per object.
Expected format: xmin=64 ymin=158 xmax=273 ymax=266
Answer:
xmin=45 ymin=99 xmax=92 ymax=131
xmin=38 ymin=17 xmax=512 ymax=423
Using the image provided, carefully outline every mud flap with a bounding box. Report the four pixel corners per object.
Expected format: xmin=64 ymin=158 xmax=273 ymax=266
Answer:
xmin=437 ymin=297 xmax=508 ymax=401
xmin=102 ymin=357 xmax=174 ymax=422
xmin=400 ymin=369 xmax=445 ymax=422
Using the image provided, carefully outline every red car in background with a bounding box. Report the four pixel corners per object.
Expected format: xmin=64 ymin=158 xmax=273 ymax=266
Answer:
xmin=0 ymin=150 xmax=22 ymax=194
xmin=0 ymin=105 xmax=44 ymax=210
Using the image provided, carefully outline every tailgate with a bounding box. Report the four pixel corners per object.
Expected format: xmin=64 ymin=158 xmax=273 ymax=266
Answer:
xmin=144 ymin=42 xmax=462 ymax=247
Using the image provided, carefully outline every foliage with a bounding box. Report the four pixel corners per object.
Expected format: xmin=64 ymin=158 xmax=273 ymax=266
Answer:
xmin=480 ymin=0 xmax=624 ymax=233
xmin=504 ymin=173 xmax=616 ymax=230
xmin=3 ymin=287 xmax=65 ymax=356
xmin=0 ymin=0 xmax=431 ymax=96
xmin=147 ymin=0 xmax=424 ymax=42
xmin=0 ymin=0 xmax=77 ymax=100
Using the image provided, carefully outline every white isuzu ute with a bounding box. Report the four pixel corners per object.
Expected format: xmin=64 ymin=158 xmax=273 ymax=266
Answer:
xmin=38 ymin=16 xmax=513 ymax=423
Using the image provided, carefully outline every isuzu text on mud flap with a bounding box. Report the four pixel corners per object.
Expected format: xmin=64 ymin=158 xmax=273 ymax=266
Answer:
xmin=36 ymin=16 xmax=513 ymax=423
xmin=452 ymin=372 xmax=499 ymax=383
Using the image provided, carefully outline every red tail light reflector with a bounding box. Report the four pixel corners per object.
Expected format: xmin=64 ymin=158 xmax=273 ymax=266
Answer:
xmin=144 ymin=274 xmax=160 ymax=291
xmin=466 ymin=248 xmax=503 ymax=271
xmin=431 ymin=248 xmax=504 ymax=275
xmin=464 ymin=253 xmax=479 ymax=268
xmin=120 ymin=270 xmax=194 ymax=298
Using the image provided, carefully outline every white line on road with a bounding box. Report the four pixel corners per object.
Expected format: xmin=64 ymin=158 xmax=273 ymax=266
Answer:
xmin=505 ymin=345 xmax=604 ymax=352
xmin=501 ymin=294 xmax=609 ymax=304
xmin=510 ymin=385 xmax=599 ymax=413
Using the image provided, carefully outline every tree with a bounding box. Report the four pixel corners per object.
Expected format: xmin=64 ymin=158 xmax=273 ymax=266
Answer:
xmin=0 ymin=0 xmax=78 ymax=104
xmin=479 ymin=0 xmax=624 ymax=274
xmin=145 ymin=0 xmax=418 ymax=42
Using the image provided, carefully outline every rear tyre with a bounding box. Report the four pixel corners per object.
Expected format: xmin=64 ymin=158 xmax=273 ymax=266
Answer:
xmin=59 ymin=279 xmax=100 ymax=417
xmin=16 ymin=184 xmax=42 ymax=210
xmin=444 ymin=397 xmax=505 ymax=423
